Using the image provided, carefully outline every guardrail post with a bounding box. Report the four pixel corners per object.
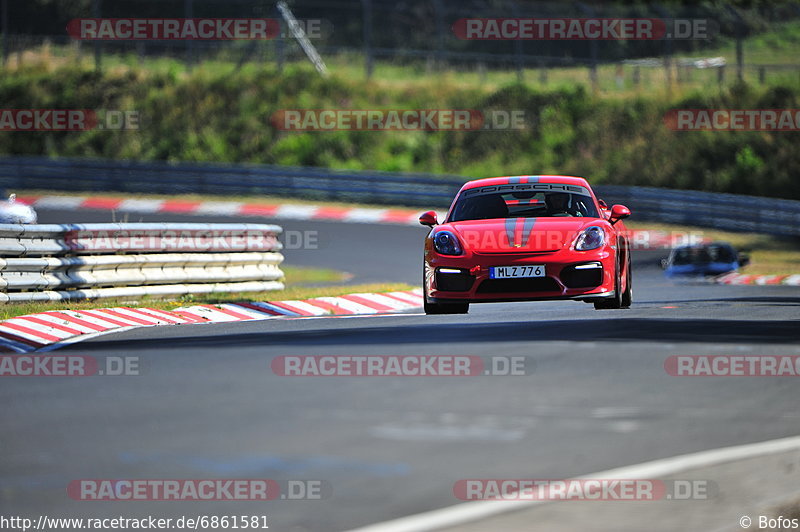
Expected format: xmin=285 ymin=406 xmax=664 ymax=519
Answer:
xmin=92 ymin=0 xmax=102 ymax=71
xmin=1 ymin=0 xmax=8 ymax=67
xmin=362 ymin=0 xmax=374 ymax=79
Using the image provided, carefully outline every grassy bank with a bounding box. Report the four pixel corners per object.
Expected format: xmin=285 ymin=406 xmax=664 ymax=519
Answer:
xmin=3 ymin=21 xmax=800 ymax=200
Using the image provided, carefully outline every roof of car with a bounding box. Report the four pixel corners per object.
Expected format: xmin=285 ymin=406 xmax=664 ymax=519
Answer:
xmin=461 ymin=175 xmax=591 ymax=190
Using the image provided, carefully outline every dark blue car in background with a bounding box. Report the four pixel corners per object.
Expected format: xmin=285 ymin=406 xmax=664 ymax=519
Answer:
xmin=662 ymin=242 xmax=750 ymax=278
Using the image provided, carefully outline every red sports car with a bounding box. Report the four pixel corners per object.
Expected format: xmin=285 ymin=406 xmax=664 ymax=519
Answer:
xmin=419 ymin=175 xmax=632 ymax=314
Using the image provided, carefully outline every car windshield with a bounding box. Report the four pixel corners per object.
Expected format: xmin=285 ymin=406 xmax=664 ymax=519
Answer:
xmin=450 ymin=190 xmax=599 ymax=222
xmin=672 ymin=244 xmax=737 ymax=266
xmin=708 ymin=244 xmax=736 ymax=262
xmin=672 ymin=246 xmax=719 ymax=265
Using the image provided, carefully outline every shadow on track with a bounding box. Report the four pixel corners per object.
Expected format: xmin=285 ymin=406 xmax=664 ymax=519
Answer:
xmin=71 ymin=318 xmax=800 ymax=353
xmin=645 ymin=297 xmax=800 ymax=306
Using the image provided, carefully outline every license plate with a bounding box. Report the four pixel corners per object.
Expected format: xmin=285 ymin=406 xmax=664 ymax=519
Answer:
xmin=489 ymin=265 xmax=545 ymax=279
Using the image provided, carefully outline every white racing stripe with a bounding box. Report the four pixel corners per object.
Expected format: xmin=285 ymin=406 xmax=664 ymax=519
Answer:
xmin=314 ymin=296 xmax=381 ymax=314
xmin=132 ymin=308 xmax=194 ymax=324
xmin=345 ymin=434 xmax=800 ymax=532
xmin=385 ymin=291 xmax=425 ymax=305
xmin=224 ymin=304 xmax=285 ymax=318
xmin=194 ymin=202 xmax=244 ymax=216
xmin=0 ymin=325 xmax=51 ymax=344
xmin=36 ymin=326 xmax=142 ymax=352
xmin=0 ymin=290 xmax=425 ymax=352
xmin=263 ymin=300 xmax=332 ymax=316
xmin=117 ymin=199 xmax=165 ymax=212
xmin=31 ymin=313 xmax=102 ymax=334
xmin=35 ymin=313 xmax=424 ymax=352
xmin=274 ymin=205 xmax=319 ymax=219
xmin=243 ymin=301 xmax=300 ymax=316
xmin=47 ymin=310 xmax=122 ymax=331
xmin=216 ymin=303 xmax=275 ymax=320
xmin=3 ymin=318 xmax=74 ymax=339
xmin=174 ymin=306 xmax=247 ymax=322
xmin=344 ymin=208 xmax=388 ymax=223
xmin=353 ymin=293 xmax=416 ymax=310
xmin=79 ymin=309 xmax=145 ymax=327
xmin=107 ymin=307 xmax=166 ymax=324
xmin=33 ymin=196 xmax=88 ymax=210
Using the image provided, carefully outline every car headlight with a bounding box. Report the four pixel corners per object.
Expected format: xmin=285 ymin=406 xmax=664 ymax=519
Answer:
xmin=574 ymin=226 xmax=605 ymax=251
xmin=433 ymin=230 xmax=463 ymax=255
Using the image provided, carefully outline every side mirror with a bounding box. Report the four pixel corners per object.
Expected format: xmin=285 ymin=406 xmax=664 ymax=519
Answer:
xmin=419 ymin=210 xmax=438 ymax=227
xmin=738 ymin=253 xmax=750 ymax=267
xmin=609 ymin=204 xmax=631 ymax=225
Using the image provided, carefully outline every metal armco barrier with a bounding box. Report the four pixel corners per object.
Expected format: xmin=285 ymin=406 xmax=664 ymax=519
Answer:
xmin=0 ymin=156 xmax=462 ymax=207
xmin=1 ymin=156 xmax=799 ymax=237
xmin=592 ymin=185 xmax=800 ymax=239
xmin=0 ymin=222 xmax=284 ymax=303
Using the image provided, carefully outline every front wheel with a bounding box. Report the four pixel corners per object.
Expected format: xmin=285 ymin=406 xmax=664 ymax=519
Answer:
xmin=620 ymin=250 xmax=633 ymax=308
xmin=594 ymin=255 xmax=626 ymax=310
xmin=424 ymin=262 xmax=469 ymax=314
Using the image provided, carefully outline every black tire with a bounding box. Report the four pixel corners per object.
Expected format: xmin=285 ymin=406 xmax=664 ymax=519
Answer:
xmin=424 ymin=300 xmax=470 ymax=314
xmin=594 ymin=254 xmax=624 ymax=310
xmin=621 ymin=249 xmax=633 ymax=308
xmin=423 ymin=263 xmax=469 ymax=314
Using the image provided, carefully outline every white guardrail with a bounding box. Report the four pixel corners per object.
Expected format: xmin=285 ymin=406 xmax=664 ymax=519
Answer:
xmin=0 ymin=223 xmax=285 ymax=303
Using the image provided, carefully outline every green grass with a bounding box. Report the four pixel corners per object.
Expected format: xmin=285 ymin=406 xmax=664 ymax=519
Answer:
xmin=17 ymin=20 xmax=800 ymax=96
xmin=280 ymin=265 xmax=350 ymax=284
xmin=4 ymin=66 xmax=800 ymax=198
xmin=5 ymin=22 xmax=800 ymax=199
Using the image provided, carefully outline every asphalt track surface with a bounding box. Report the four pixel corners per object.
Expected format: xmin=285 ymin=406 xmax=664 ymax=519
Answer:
xmin=2 ymin=208 xmax=799 ymax=531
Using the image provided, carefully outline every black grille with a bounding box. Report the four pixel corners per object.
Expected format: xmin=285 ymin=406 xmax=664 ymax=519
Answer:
xmin=561 ymin=264 xmax=603 ymax=288
xmin=477 ymin=277 xmax=560 ymax=294
xmin=435 ymin=270 xmax=474 ymax=292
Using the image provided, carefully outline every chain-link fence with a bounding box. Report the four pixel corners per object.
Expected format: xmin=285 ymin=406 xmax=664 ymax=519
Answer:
xmin=4 ymin=0 xmax=800 ymax=89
